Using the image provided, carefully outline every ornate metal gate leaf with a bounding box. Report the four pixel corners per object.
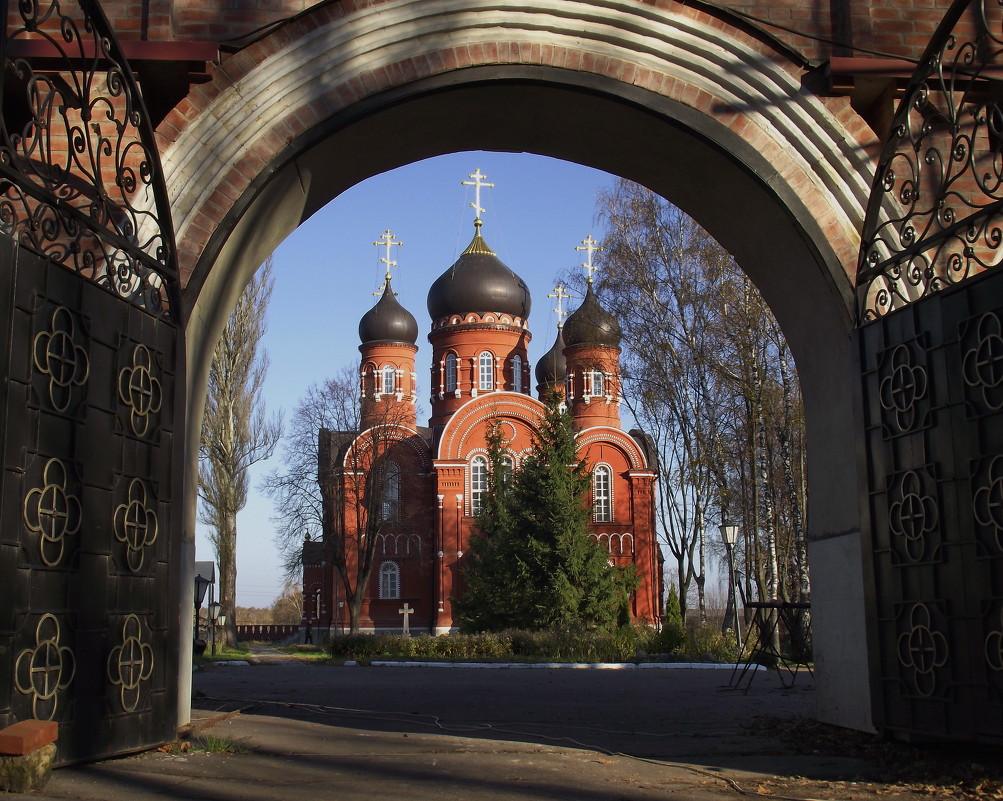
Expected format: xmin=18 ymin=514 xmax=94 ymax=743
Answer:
xmin=857 ymin=0 xmax=1003 ymax=323
xmin=0 ymin=0 xmax=179 ymax=317
xmin=860 ymin=272 xmax=1003 ymax=742
xmin=0 ymin=0 xmax=182 ymax=764
xmin=857 ymin=0 xmax=1003 ymax=743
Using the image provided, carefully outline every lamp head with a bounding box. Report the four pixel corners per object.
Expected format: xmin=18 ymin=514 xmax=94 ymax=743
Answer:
xmin=194 ymin=575 xmax=211 ymax=607
xmin=719 ymin=521 xmax=739 ymax=546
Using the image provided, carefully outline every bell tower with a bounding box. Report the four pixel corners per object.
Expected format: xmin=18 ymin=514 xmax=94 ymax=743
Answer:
xmin=358 ymin=229 xmax=419 ymax=431
xmin=562 ymin=236 xmax=623 ymax=430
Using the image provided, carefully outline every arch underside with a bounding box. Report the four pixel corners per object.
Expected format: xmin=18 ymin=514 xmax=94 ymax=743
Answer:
xmin=166 ymin=0 xmax=877 ymax=735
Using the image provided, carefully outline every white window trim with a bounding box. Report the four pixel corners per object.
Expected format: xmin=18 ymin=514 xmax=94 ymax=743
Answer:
xmin=445 ymin=352 xmax=458 ymax=393
xmin=593 ymin=464 xmax=613 ymax=523
xmin=470 ymin=454 xmax=489 ymax=515
xmin=511 ymin=354 xmax=523 ymax=393
xmin=381 ymin=364 xmax=396 ymax=396
xmin=478 ymin=351 xmax=494 ymax=391
xmin=379 ymin=561 xmax=400 ymax=599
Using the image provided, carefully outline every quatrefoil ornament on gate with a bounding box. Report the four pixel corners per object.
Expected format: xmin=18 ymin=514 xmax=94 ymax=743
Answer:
xmin=973 ymin=454 xmax=1003 ymax=553
xmin=879 ymin=344 xmax=929 ymax=433
xmin=897 ymin=603 xmax=949 ymax=697
xmin=113 ymin=478 xmax=159 ymax=572
xmin=963 ymin=313 xmax=1003 ymax=413
xmin=118 ymin=345 xmax=163 ymax=437
xmin=23 ymin=458 xmax=82 ymax=566
xmin=107 ymin=615 xmax=154 ymax=713
xmin=888 ymin=470 xmax=939 ymax=562
xmin=14 ymin=613 xmax=75 ymax=721
xmin=32 ymin=307 xmax=89 ymax=413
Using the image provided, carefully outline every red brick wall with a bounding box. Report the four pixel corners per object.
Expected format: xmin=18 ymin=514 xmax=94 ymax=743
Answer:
xmin=88 ymin=0 xmax=967 ymax=65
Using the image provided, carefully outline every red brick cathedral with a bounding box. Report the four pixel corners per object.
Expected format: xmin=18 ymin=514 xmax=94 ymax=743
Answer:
xmin=303 ymin=173 xmax=663 ymax=635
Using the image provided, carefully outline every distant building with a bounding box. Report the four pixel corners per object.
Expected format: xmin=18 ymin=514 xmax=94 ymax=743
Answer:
xmin=303 ymin=173 xmax=662 ymax=634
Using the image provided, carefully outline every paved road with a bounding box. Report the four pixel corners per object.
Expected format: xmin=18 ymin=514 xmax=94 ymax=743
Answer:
xmin=32 ymin=662 xmax=944 ymax=800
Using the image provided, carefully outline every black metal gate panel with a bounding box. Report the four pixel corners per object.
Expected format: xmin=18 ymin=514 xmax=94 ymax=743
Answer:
xmin=858 ymin=266 xmax=1003 ymax=741
xmin=0 ymin=238 xmax=180 ymax=762
xmin=859 ymin=268 xmax=1003 ymax=742
xmin=0 ymin=0 xmax=183 ymax=764
xmin=855 ymin=0 xmax=1003 ymax=743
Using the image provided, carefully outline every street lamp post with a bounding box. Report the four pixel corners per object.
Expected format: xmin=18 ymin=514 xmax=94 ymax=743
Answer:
xmin=194 ymin=574 xmax=210 ymax=636
xmin=208 ymin=601 xmax=222 ymax=656
xmin=719 ymin=515 xmax=743 ymax=654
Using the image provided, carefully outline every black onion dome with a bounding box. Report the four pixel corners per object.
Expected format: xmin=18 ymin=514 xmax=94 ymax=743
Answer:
xmin=359 ymin=282 xmax=419 ymax=345
xmin=426 ymin=228 xmax=532 ymax=320
xmin=535 ymin=327 xmax=567 ymax=387
xmin=563 ymin=284 xmax=621 ymax=348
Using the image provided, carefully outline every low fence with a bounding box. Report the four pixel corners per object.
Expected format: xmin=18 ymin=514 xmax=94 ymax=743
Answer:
xmin=236 ymin=624 xmax=301 ymax=642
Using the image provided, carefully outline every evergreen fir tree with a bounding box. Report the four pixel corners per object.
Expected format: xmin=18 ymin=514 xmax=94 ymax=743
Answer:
xmin=455 ymin=421 xmax=523 ymax=631
xmin=457 ymin=394 xmax=636 ymax=632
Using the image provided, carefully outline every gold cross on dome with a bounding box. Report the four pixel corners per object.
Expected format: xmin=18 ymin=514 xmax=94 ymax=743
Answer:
xmin=575 ymin=234 xmax=602 ymax=284
xmin=462 ymin=168 xmax=494 ymax=222
xmin=373 ymin=229 xmax=403 ymax=295
xmin=548 ymin=283 xmax=572 ymax=329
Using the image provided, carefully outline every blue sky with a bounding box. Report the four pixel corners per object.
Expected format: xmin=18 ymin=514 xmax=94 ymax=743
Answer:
xmin=198 ymin=152 xmax=620 ymax=608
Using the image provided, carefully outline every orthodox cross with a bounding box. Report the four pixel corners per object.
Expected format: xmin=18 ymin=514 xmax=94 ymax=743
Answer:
xmin=548 ymin=283 xmax=572 ymax=328
xmin=399 ymin=602 xmax=413 ymax=635
xmin=576 ymin=234 xmax=602 ymax=284
xmin=373 ymin=229 xmax=403 ymax=294
xmin=462 ymin=168 xmax=494 ymax=222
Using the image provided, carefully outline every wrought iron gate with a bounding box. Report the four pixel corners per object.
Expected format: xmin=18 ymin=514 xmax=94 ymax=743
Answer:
xmin=857 ymin=0 xmax=1003 ymax=742
xmin=0 ymin=0 xmax=183 ymax=763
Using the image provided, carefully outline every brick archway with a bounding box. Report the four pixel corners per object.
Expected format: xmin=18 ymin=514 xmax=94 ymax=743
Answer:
xmin=163 ymin=0 xmax=879 ymax=733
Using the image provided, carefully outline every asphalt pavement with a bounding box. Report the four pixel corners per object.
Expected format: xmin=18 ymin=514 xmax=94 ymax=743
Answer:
xmin=26 ymin=657 xmax=928 ymax=801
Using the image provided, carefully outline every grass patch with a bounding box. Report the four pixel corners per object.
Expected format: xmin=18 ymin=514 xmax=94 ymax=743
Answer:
xmin=278 ymin=645 xmax=331 ymax=661
xmin=194 ymin=641 xmax=252 ymax=667
xmin=196 ymin=735 xmax=249 ymax=755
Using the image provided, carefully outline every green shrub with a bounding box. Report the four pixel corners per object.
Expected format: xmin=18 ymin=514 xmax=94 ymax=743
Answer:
xmin=683 ymin=623 xmax=740 ymax=662
xmin=650 ymin=620 xmax=686 ymax=654
xmin=327 ymin=626 xmax=662 ymax=663
xmin=664 ymin=584 xmax=683 ymax=628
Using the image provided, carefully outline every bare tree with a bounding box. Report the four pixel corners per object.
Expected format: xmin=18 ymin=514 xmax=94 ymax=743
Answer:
xmin=263 ymin=364 xmax=361 ymax=579
xmin=271 ymin=582 xmax=303 ymax=625
xmin=591 ymin=179 xmax=809 ymax=627
xmin=320 ymin=402 xmax=426 ymax=634
xmin=199 ymin=259 xmax=281 ymax=646
xmin=590 ymin=180 xmax=730 ymax=622
xmin=265 ymin=365 xmax=428 ymax=634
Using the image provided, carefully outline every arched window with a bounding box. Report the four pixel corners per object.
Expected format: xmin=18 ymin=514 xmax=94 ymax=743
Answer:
xmin=479 ymin=351 xmax=494 ymax=391
xmin=445 ymin=352 xmax=458 ymax=392
xmin=382 ymin=365 xmax=396 ymax=396
xmin=471 ymin=455 xmax=488 ymax=515
xmin=379 ymin=562 xmax=400 ymax=599
xmin=593 ymin=465 xmax=612 ymax=522
xmin=511 ymin=355 xmax=523 ymax=393
xmin=381 ymin=462 xmax=400 ymax=521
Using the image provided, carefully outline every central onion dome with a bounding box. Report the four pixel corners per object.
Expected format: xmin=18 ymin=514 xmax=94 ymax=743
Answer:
xmin=359 ymin=281 xmax=419 ymax=345
xmin=427 ymin=225 xmax=532 ymax=321
xmin=563 ymin=284 xmax=621 ymax=348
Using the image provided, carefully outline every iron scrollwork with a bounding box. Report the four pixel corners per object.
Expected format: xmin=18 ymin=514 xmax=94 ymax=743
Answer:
xmin=0 ymin=0 xmax=179 ymax=318
xmin=857 ymin=0 xmax=1003 ymax=322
